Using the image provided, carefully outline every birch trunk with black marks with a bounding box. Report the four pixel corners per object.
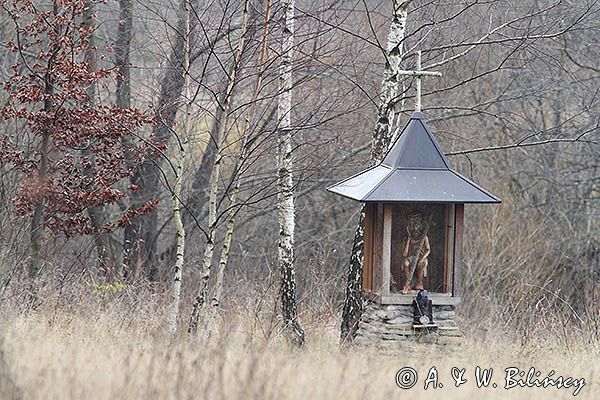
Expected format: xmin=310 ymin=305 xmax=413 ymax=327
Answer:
xmin=158 ymin=77 xmax=230 ymax=269
xmin=205 ymin=176 xmax=241 ymax=336
xmin=340 ymin=0 xmax=411 ymax=343
xmin=277 ymin=0 xmax=304 ymax=347
xmin=208 ymin=0 xmax=272 ymax=334
xmin=188 ymin=1 xmax=250 ymax=334
xmin=371 ymin=0 xmax=411 ymax=162
xmin=169 ymin=0 xmax=191 ymax=336
xmin=207 ymin=119 xmax=251 ymax=332
xmin=340 ymin=210 xmax=365 ymax=343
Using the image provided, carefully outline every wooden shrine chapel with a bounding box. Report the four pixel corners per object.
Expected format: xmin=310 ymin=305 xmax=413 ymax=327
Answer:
xmin=328 ymin=111 xmax=501 ymax=306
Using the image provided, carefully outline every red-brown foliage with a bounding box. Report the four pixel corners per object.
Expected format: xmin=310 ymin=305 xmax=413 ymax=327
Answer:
xmin=0 ymin=0 xmax=156 ymax=237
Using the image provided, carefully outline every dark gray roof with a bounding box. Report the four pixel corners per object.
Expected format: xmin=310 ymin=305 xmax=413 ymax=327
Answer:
xmin=327 ymin=112 xmax=501 ymax=203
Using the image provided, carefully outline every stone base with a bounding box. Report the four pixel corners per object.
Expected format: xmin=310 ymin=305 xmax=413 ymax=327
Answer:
xmin=354 ymin=302 xmax=463 ymax=349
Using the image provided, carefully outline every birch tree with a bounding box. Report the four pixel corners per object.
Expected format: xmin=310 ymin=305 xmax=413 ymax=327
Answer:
xmin=188 ymin=1 xmax=250 ymax=334
xmin=169 ymin=0 xmax=192 ymax=335
xmin=123 ymin=0 xmax=201 ymax=281
xmin=207 ymin=0 xmax=273 ymax=335
xmin=277 ymin=0 xmax=305 ymax=347
xmin=340 ymin=0 xmax=412 ymax=343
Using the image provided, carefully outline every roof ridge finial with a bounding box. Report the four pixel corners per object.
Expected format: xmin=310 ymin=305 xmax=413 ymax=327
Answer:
xmin=397 ymin=51 xmax=442 ymax=112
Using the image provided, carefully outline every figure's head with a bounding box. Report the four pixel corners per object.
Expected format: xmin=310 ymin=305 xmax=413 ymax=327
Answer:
xmin=416 ymin=289 xmax=428 ymax=300
xmin=407 ymin=213 xmax=422 ymax=235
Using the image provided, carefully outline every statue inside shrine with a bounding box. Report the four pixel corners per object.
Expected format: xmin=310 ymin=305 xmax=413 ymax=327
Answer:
xmin=401 ymin=212 xmax=431 ymax=294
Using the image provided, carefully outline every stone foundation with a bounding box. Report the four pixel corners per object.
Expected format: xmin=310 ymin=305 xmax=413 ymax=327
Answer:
xmin=354 ymin=302 xmax=463 ymax=349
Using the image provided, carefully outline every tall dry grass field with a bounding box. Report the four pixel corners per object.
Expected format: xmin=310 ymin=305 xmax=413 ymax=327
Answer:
xmin=1 ymin=200 xmax=598 ymax=400
xmin=0 ymin=286 xmax=598 ymax=400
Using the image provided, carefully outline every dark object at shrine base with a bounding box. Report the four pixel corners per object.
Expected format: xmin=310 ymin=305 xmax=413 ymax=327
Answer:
xmin=412 ymin=290 xmax=437 ymax=332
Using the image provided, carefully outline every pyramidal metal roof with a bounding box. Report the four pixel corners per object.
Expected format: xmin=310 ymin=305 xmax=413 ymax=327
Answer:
xmin=327 ymin=112 xmax=501 ymax=203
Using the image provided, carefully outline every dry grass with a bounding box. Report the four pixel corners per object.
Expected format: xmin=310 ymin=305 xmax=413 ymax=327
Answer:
xmin=0 ymin=194 xmax=596 ymax=399
xmin=0 ymin=290 xmax=598 ymax=400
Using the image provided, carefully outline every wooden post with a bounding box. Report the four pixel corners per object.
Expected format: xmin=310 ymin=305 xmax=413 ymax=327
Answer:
xmin=453 ymin=204 xmax=464 ymax=297
xmin=382 ymin=204 xmax=392 ymax=296
xmin=444 ymin=204 xmax=455 ymax=294
xmin=363 ymin=203 xmax=374 ymax=293
xmin=372 ymin=204 xmax=384 ymax=294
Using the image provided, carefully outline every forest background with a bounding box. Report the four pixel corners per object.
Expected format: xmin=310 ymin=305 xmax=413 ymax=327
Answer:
xmin=0 ymin=0 xmax=598 ymax=398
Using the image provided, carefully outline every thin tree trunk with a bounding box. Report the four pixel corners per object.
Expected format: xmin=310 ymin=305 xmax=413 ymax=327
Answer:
xmin=208 ymin=0 xmax=272 ymax=333
xmin=340 ymin=0 xmax=411 ymax=343
xmin=82 ymin=1 xmax=113 ymax=281
xmin=340 ymin=209 xmax=365 ymax=342
xmin=169 ymin=0 xmax=191 ymax=335
xmin=123 ymin=0 xmax=199 ymax=281
xmin=205 ymin=192 xmax=237 ymax=336
xmin=188 ymin=1 xmax=250 ymax=334
xmin=115 ymin=0 xmax=135 ymax=278
xmin=371 ymin=0 xmax=411 ymax=162
xmin=115 ymin=0 xmax=132 ymax=111
xmin=207 ymin=122 xmax=251 ymax=335
xmin=29 ymin=2 xmax=60 ymax=300
xmin=277 ymin=0 xmax=304 ymax=347
xmin=157 ymin=84 xmax=224 ymax=269
xmin=123 ymin=0 xmax=239 ymax=280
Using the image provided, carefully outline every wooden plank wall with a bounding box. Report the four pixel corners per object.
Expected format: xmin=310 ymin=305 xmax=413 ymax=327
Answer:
xmin=382 ymin=204 xmax=392 ymax=296
xmin=444 ymin=204 xmax=455 ymax=293
xmin=362 ymin=204 xmax=374 ymax=292
xmin=453 ymin=204 xmax=464 ymax=297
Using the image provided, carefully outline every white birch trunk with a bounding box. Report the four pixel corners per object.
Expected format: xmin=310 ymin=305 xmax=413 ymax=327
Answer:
xmin=209 ymin=126 xmax=251 ymax=313
xmin=341 ymin=0 xmax=411 ymax=343
xmin=188 ymin=1 xmax=249 ymax=334
xmin=206 ymin=2 xmax=272 ymax=336
xmin=169 ymin=0 xmax=191 ymax=335
xmin=205 ymin=181 xmax=240 ymax=336
xmin=277 ymin=0 xmax=304 ymax=347
xmin=371 ymin=0 xmax=411 ymax=162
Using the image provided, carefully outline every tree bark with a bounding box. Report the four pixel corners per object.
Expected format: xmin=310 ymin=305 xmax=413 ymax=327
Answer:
xmin=340 ymin=209 xmax=365 ymax=342
xmin=207 ymin=0 xmax=272 ymax=334
xmin=115 ymin=0 xmax=135 ymax=278
xmin=169 ymin=0 xmax=191 ymax=335
xmin=122 ymin=0 xmax=199 ymax=281
xmin=188 ymin=1 xmax=250 ymax=334
xmin=115 ymin=0 xmax=133 ymax=111
xmin=83 ymin=1 xmax=114 ymax=281
xmin=277 ymin=0 xmax=304 ymax=347
xmin=371 ymin=0 xmax=411 ymax=163
xmin=340 ymin=0 xmax=411 ymax=343
xmin=157 ymin=86 xmax=223 ymax=269
xmin=29 ymin=2 xmax=60 ymax=299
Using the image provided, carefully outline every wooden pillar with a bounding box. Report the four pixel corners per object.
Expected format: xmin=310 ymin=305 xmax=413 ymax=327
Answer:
xmin=453 ymin=203 xmax=464 ymax=297
xmin=363 ymin=203 xmax=374 ymax=293
xmin=382 ymin=203 xmax=392 ymax=296
xmin=444 ymin=204 xmax=455 ymax=294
